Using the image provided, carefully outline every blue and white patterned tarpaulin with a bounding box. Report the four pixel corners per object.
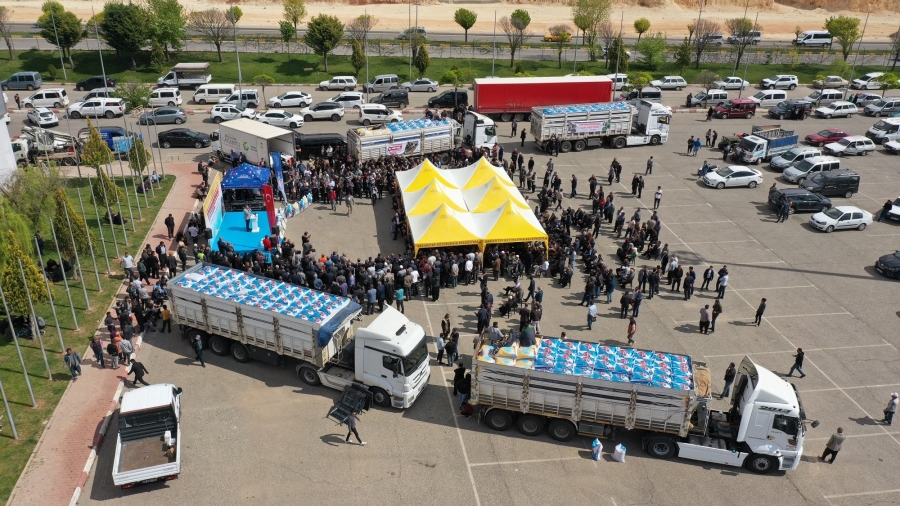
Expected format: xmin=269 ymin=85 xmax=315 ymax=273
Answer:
xmin=538 ymin=101 xmax=632 ymax=115
xmin=385 ymin=118 xmax=454 ymax=132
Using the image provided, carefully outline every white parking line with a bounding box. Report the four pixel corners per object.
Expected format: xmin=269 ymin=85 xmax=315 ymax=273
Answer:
xmin=667 ymin=220 xmax=734 ymax=225
xmin=655 ymin=203 xmax=713 ymax=208
xmin=742 ymin=260 xmax=786 ymax=264
xmin=867 ymin=233 xmax=900 ymax=237
xmin=733 ymin=285 xmax=816 ymax=291
xmin=823 ymin=488 xmax=900 ymax=500
xmin=801 ymin=382 xmax=900 ymax=393
xmin=764 ymin=311 xmax=852 ymax=318
xmin=469 ymin=456 xmax=583 ymax=467
xmin=684 ymin=239 xmax=759 ymax=245
xmin=806 ymin=432 xmax=900 ymax=442
xmin=703 ymin=343 xmax=893 ymax=358
xmin=856 ymin=191 xmax=884 ymax=204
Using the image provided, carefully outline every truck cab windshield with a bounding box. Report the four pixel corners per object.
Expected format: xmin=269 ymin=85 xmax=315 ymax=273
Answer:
xmin=401 ymin=336 xmax=429 ymax=376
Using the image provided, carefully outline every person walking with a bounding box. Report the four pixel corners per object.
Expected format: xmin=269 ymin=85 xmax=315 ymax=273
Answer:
xmin=693 ymin=138 xmax=702 ymax=156
xmin=754 ymin=298 xmax=767 ymax=326
xmin=343 ymin=410 xmax=366 ymax=445
xmin=683 ymin=267 xmax=695 ymax=300
xmin=883 ymin=393 xmax=898 ymax=425
xmin=706 ymin=106 xmax=714 ymax=121
xmin=631 ymin=290 xmax=644 ymax=318
xmin=64 ymin=348 xmax=82 ymax=380
xmin=717 ymin=273 xmax=729 ymax=299
xmin=719 ymin=362 xmax=736 ymax=399
xmin=705 ymin=129 xmax=712 ymax=147
xmin=520 ymin=128 xmax=527 ymax=147
xmin=394 ymin=285 xmax=405 ymax=314
xmin=192 ymin=334 xmax=206 ymax=368
xmin=701 ymin=266 xmax=714 ymax=291
xmin=636 ymin=176 xmax=645 ymax=198
xmin=14 ymin=93 xmax=21 ymax=109
xmin=531 ymin=304 xmax=542 ymax=334
xmin=653 ymin=186 xmax=662 ymax=209
xmin=90 ymin=336 xmax=106 ymax=368
xmin=444 ymin=334 xmax=458 ymax=367
xmin=164 ymin=214 xmax=176 ymax=239
xmin=435 ymin=333 xmax=446 ymax=365
xmin=587 ymin=301 xmax=597 ymax=330
xmin=160 ymin=305 xmax=172 ymax=333
xmin=711 ymin=299 xmax=722 ymax=333
xmin=345 ymin=194 xmax=354 ymax=215
xmin=699 ymin=305 xmax=711 ymax=334
xmin=626 ymin=317 xmax=637 ymax=346
xmin=570 ymin=174 xmax=578 ymax=199
xmin=620 ymin=290 xmax=634 ymax=319
xmin=107 ymin=340 xmax=120 ymax=369
xmin=511 ymin=118 xmax=518 ymax=138
xmin=787 ymin=348 xmax=806 ymax=378
xmin=645 ymin=156 xmax=654 ymax=175
xmin=819 ymin=428 xmax=844 ymax=463
xmin=128 ymin=359 xmax=150 ymax=387
xmin=687 ymin=136 xmax=694 ymax=155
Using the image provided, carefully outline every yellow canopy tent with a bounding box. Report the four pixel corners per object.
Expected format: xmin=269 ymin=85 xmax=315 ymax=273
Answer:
xmin=407 ymin=204 xmax=483 ymax=254
xmin=403 ymin=180 xmax=467 ymax=216
xmin=453 ymin=157 xmax=518 ymax=190
xmin=477 ymin=202 xmax=549 ymax=250
xmin=395 ymin=159 xmax=458 ymax=192
xmin=462 ymin=177 xmax=530 ymax=213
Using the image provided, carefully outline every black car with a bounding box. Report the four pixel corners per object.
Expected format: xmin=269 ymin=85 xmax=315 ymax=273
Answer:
xmin=799 ymin=169 xmax=860 ymax=198
xmin=768 ymin=99 xmax=813 ymax=120
xmin=293 ymin=133 xmax=347 ymax=159
xmin=875 ymin=251 xmax=900 ymax=279
xmin=428 ymin=90 xmax=468 ymax=108
xmin=158 ymin=128 xmax=210 ymax=149
xmin=75 ymin=75 xmax=116 ymax=92
xmin=371 ymin=89 xmax=409 ymax=108
xmin=768 ymin=188 xmax=832 ymax=214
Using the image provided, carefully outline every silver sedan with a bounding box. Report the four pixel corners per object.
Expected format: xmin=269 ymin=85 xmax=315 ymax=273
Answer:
xmin=138 ymin=107 xmax=187 ymax=125
xmin=402 ymin=78 xmax=439 ymax=92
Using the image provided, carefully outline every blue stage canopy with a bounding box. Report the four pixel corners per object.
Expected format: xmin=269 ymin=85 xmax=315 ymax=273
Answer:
xmin=221 ymin=163 xmax=272 ymax=190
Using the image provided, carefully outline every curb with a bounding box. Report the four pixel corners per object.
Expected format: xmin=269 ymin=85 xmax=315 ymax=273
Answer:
xmin=69 ymin=380 xmax=125 ymax=506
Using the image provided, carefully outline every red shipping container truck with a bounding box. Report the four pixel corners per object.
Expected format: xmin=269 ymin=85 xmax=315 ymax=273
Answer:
xmin=473 ymin=76 xmax=614 ymax=121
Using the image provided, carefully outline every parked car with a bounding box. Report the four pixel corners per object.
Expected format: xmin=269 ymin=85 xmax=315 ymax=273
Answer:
xmin=397 ymin=27 xmax=426 ymax=40
xmin=809 ymin=206 xmax=872 ymax=232
xmin=256 ymin=109 xmax=303 ymax=129
xmin=702 ymin=165 xmax=763 ymax=189
xmin=749 ymin=90 xmax=787 ymax=108
xmin=27 ymin=107 xmax=59 ymax=127
xmin=268 ymin=91 xmax=312 ymax=108
xmin=886 ymin=141 xmax=900 ymax=154
xmin=299 ymin=102 xmax=344 ymax=122
xmin=864 ymin=98 xmax=900 ymax=117
xmin=358 ymin=104 xmax=402 ymax=125
xmin=823 ymin=135 xmax=876 ymax=156
xmin=138 ymin=107 xmax=187 ymax=125
xmin=851 ymin=72 xmax=884 ymax=90
xmin=0 ymin=71 xmax=42 ymax=90
xmin=783 ymin=156 xmax=841 ymax=183
xmin=22 ymin=88 xmax=69 ymax=108
xmin=769 ymin=99 xmax=814 ymax=120
xmin=158 ymin=128 xmax=211 ymax=149
xmin=67 ymin=98 xmax=126 ymax=119
xmin=814 ymin=101 xmax=858 ymax=119
xmin=75 ymin=75 xmax=116 ymax=92
xmin=713 ymin=98 xmax=756 ymax=119
xmin=606 ymin=73 xmax=629 ymax=91
xmin=805 ymin=129 xmax=849 ymax=147
xmin=80 ymin=87 xmax=115 ymax=102
xmin=318 ymin=76 xmax=357 ymax=91
xmin=688 ymin=89 xmax=727 ymax=107
xmin=617 ymin=87 xmax=662 ymax=104
xmin=326 ymin=92 xmax=365 ymax=109
xmin=851 ymin=92 xmax=883 ymax=107
xmin=806 ymin=89 xmax=843 ymax=106
xmin=149 ymin=88 xmax=182 ymax=107
xmin=371 ymin=89 xmax=409 ymax=109
xmin=768 ymin=188 xmax=832 ymax=214
xmin=799 ymin=169 xmax=859 ymax=197
xmin=813 ymin=76 xmax=849 ymax=89
xmin=874 ymin=250 xmax=900 ymax=279
xmin=362 ymin=74 xmax=400 ymax=93
xmin=219 ymin=89 xmax=259 ymax=108
xmin=714 ymin=77 xmax=750 ymax=90
xmin=728 ymin=30 xmax=762 ymax=45
xmin=760 ymin=75 xmax=797 ymax=90
xmin=650 ymin=76 xmax=687 ymax=90
xmin=401 ymin=78 xmax=439 ymax=92
xmin=769 ymin=146 xmax=821 ymax=172
xmin=882 ymin=196 xmax=900 ymax=221
xmin=428 ymin=90 xmax=468 ymax=108
xmin=210 ymin=104 xmax=255 ymax=123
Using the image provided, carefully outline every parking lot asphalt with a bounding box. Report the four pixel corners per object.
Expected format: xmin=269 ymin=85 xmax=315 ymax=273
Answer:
xmin=73 ymin=86 xmax=900 ymax=505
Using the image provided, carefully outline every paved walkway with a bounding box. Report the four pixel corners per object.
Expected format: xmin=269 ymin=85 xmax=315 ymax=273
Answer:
xmin=7 ymin=162 xmax=199 ymax=506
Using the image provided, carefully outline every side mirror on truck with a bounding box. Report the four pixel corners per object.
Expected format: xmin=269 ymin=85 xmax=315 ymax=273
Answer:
xmin=389 ymin=357 xmax=401 ymax=378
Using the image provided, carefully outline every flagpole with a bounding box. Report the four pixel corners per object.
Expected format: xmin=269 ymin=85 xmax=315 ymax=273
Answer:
xmin=50 ymin=219 xmax=80 ymax=329
xmin=0 ymin=374 xmax=18 ymax=439
xmin=88 ymin=171 xmax=120 ymax=259
xmin=92 ymin=7 xmax=109 ymax=96
xmin=116 ymin=153 xmax=139 ymax=226
xmin=126 ymin=116 xmax=152 ymax=205
xmin=17 ymin=259 xmax=53 ymax=380
xmin=77 ymin=187 xmax=108 ymax=279
xmin=50 ymin=7 xmax=67 ymax=81
xmin=34 ymin=235 xmax=66 ymax=351
xmin=492 ymin=11 xmax=497 ymax=77
xmin=0 ymin=283 xmax=37 ymax=407
xmin=62 ymin=202 xmax=92 ymax=308
xmin=105 ymin=152 xmax=129 ymax=242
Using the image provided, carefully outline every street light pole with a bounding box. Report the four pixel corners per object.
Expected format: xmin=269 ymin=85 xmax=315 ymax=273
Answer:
xmin=49 ymin=8 xmax=67 ymax=81
xmin=231 ymin=12 xmax=243 ymax=107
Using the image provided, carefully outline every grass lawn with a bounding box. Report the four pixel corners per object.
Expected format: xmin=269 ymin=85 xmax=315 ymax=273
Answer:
xmin=0 ymin=48 xmax=891 ymax=87
xmin=0 ymin=175 xmax=173 ymax=503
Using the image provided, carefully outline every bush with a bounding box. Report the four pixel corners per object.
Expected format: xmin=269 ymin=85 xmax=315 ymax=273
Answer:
xmin=47 ymin=63 xmax=57 ymax=81
xmin=514 ymin=62 xmax=525 ymax=74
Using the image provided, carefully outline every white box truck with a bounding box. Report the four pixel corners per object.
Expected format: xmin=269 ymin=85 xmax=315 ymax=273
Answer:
xmin=168 ymin=263 xmax=430 ymax=408
xmin=529 ymin=99 xmax=671 ymax=152
xmin=112 ymin=384 xmax=183 ymax=489
xmin=211 ymin=118 xmax=295 ymax=166
xmin=157 ymin=63 xmax=212 ymax=89
xmin=347 ymin=111 xmax=497 ymax=163
xmin=474 ymin=339 xmax=816 ymax=474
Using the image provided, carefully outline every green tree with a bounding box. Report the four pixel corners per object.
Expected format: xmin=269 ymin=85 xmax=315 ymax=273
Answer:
xmin=608 ymin=36 xmax=628 ymax=72
xmin=304 ymin=14 xmax=344 ymax=72
xmin=112 ymin=80 xmax=152 ymax=110
xmin=253 ymin=74 xmax=275 ymax=104
xmin=549 ymin=24 xmax=572 ymax=69
xmin=454 ymin=8 xmax=477 ymax=43
xmin=695 ymin=70 xmax=720 ymax=92
xmin=674 ymin=37 xmax=692 ymax=72
xmin=37 ymin=2 xmax=83 ymax=70
xmin=633 ymin=17 xmax=650 ymax=45
xmin=629 ymin=71 xmax=653 ymax=95
xmin=0 ymin=230 xmax=48 ymax=315
xmin=571 ymin=0 xmax=612 ymax=62
xmin=636 ymin=31 xmax=666 ymax=71
xmin=825 ymin=16 xmax=861 ymax=61
xmin=282 ymin=0 xmax=307 ymax=33
xmin=128 ymin=137 xmax=151 ymax=175
xmin=149 ymin=40 xmax=166 ymax=72
xmin=101 ymin=2 xmax=150 ymax=70
xmin=54 ymin=190 xmax=95 ymax=259
xmin=499 ymin=9 xmax=532 ymax=69
xmin=414 ymin=44 xmax=430 ymax=76
xmin=80 ymin=120 xmax=113 ymax=170
xmin=188 ymin=9 xmax=230 ymax=63
xmin=828 ymin=56 xmax=850 ymax=78
xmin=147 ymin=0 xmax=186 ymax=61
xmin=350 ymin=39 xmax=365 ymax=75
xmin=92 ymin=167 xmax=124 ymax=209
xmin=0 ymin=165 xmax=66 ymax=228
xmin=226 ymin=6 xmax=242 ymax=23
xmin=0 ymin=6 xmax=15 ymax=60
xmin=874 ymin=72 xmax=900 ymax=97
xmin=813 ymin=74 xmax=828 ymax=91
xmin=725 ymin=17 xmax=761 ymax=69
xmin=279 ymin=20 xmax=294 ymax=58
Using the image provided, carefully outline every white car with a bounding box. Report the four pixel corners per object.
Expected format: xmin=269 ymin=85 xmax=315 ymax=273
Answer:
xmin=714 ymin=77 xmax=750 ymax=90
xmin=851 ymin=72 xmax=884 ymax=90
xmin=823 ymin=136 xmax=876 ymax=156
xmin=358 ymin=104 xmax=402 ymax=125
xmin=814 ymin=75 xmax=849 ymax=89
xmin=814 ymin=101 xmax=858 ymax=119
xmin=210 ymin=104 xmax=255 ymax=123
xmin=255 ymin=109 xmax=303 ymax=129
xmin=268 ymin=91 xmax=312 ymax=108
xmin=66 ymin=98 xmax=126 ymax=119
xmin=401 ymin=78 xmax=439 ymax=92
xmin=326 ymin=92 xmax=365 ymax=109
xmin=27 ymin=107 xmax=59 ymax=127
xmin=702 ymin=165 xmax=763 ymax=189
xmin=886 ymin=141 xmax=900 ymax=155
xmin=606 ymin=73 xmax=629 ymax=91
xmin=760 ymin=75 xmax=798 ymax=90
xmin=318 ymin=76 xmax=357 ymax=91
xmin=299 ymin=102 xmax=345 ymax=122
xmin=22 ymin=88 xmax=70 ymax=109
xmin=809 ymin=206 xmax=872 ymax=232
xmin=649 ymin=76 xmax=687 ymax=90
xmin=884 ymin=196 xmax=900 ymax=220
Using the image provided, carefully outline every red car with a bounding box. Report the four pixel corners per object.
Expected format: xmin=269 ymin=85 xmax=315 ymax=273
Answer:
xmin=805 ymin=129 xmax=848 ymax=147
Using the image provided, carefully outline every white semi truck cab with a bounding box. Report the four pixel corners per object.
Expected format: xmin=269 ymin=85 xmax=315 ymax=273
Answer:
xmin=462 ymin=111 xmax=498 ymax=151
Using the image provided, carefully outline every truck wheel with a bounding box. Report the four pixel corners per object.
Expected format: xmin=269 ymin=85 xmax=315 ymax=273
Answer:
xmin=560 ymin=141 xmax=572 ymax=153
xmin=516 ymin=414 xmax=545 ymax=437
xmin=331 ymin=114 xmax=341 ymax=122
xmin=573 ymin=140 xmax=586 ymax=152
xmin=105 ymin=110 xmax=115 ymax=119
xmin=297 ymin=365 xmax=321 ymax=386
xmin=548 ymin=419 xmax=577 ymax=442
xmin=500 ymin=113 xmax=512 ymax=122
xmin=209 ymin=335 xmax=230 ymax=356
xmin=62 ymin=157 xmax=76 ymax=166
xmin=439 ymin=153 xmax=451 ymax=164
xmin=745 ymin=454 xmax=777 ymax=474
xmin=230 ymin=342 xmax=251 ymax=363
xmin=645 ymin=436 xmax=677 ymax=459
xmin=370 ymin=387 xmax=391 ymax=408
xmin=70 ymin=111 xmax=82 ymax=119
xmin=612 ymin=137 xmax=626 ymax=149
xmin=513 ymin=113 xmax=525 ymax=122
xmin=485 ymin=409 xmax=513 ymax=431
xmin=649 ymin=135 xmax=661 ymax=145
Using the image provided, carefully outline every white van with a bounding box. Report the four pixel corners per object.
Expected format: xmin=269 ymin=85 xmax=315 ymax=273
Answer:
xmin=783 ymin=155 xmax=841 ymax=183
xmin=150 ymin=88 xmax=182 ymax=107
xmin=358 ymin=104 xmax=403 ymax=125
xmin=362 ymin=74 xmax=399 ymax=93
xmin=193 ymin=84 xmax=236 ymax=104
xmin=795 ymin=31 xmax=832 ymax=47
xmin=806 ymin=89 xmax=843 ymax=106
xmin=749 ymin=89 xmax=787 ymax=107
xmin=605 ymin=73 xmax=628 ymax=91
xmin=22 ymin=88 xmax=69 ymax=108
xmin=866 ymin=118 xmax=900 ymax=144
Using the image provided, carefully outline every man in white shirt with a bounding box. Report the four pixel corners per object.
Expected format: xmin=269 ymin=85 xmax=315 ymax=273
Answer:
xmin=667 ymin=255 xmax=679 ymax=287
xmin=717 ymin=274 xmax=729 ymax=299
xmin=465 ymin=259 xmax=474 ymax=284
xmin=121 ymin=253 xmax=134 ymax=279
xmin=410 ymin=269 xmax=419 ymax=296
xmin=654 ymin=186 xmax=663 ymax=209
xmin=587 ymin=302 xmax=598 ymax=330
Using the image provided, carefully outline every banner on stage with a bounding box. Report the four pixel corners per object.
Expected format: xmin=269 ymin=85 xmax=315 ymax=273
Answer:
xmin=262 ymin=184 xmax=276 ymax=231
xmin=270 ymin=151 xmax=288 ymax=203
xmin=203 ymin=171 xmax=224 ymax=239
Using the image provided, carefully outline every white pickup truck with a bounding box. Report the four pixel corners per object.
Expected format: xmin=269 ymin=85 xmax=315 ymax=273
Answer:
xmin=112 ymin=384 xmax=183 ymax=489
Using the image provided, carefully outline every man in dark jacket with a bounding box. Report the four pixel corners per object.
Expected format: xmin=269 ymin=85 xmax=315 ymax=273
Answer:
xmin=128 ymin=359 xmax=150 ymax=386
xmin=620 ymin=290 xmax=634 ymax=319
xmin=701 ymin=266 xmax=715 ymax=291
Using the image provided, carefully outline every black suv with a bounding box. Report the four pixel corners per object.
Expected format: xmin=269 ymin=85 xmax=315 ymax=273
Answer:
xmin=428 ymin=90 xmax=468 ymax=108
xmin=768 ymin=99 xmax=813 ymax=120
xmin=75 ymin=75 xmax=116 ymax=92
xmin=293 ymin=133 xmax=347 ymax=160
xmin=800 ymin=169 xmax=860 ymax=198
xmin=371 ymin=89 xmax=409 ymax=109
xmin=768 ymin=188 xmax=832 ymax=214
